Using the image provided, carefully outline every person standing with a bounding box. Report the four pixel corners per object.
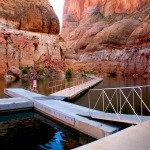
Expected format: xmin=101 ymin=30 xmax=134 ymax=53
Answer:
xmin=28 ymin=67 xmax=38 ymax=92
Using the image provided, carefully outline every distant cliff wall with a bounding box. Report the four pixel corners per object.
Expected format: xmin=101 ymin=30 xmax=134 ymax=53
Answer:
xmin=61 ymin=0 xmax=150 ymax=76
xmin=0 ymin=0 xmax=60 ymax=34
xmin=0 ymin=0 xmax=62 ymax=75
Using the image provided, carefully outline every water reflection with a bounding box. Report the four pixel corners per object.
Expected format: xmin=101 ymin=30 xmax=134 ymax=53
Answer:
xmin=0 ymin=111 xmax=94 ymax=150
xmin=0 ymin=77 xmax=62 ymax=98
xmin=0 ymin=77 xmax=86 ymax=98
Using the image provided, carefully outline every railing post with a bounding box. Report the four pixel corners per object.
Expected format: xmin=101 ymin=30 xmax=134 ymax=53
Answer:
xmin=116 ymin=89 xmax=118 ymax=113
xmin=119 ymin=89 xmax=121 ymax=114
xmin=140 ymin=88 xmax=143 ymax=117
xmin=102 ymin=90 xmax=104 ymax=112
xmin=69 ymin=86 xmax=70 ymax=97
xmin=132 ymin=88 xmax=135 ymax=110
xmin=88 ymin=91 xmax=91 ymax=116
xmin=74 ymin=81 xmax=75 ymax=94
xmin=55 ymin=81 xmax=56 ymax=93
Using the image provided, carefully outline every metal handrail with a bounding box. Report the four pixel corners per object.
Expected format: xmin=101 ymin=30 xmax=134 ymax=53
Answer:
xmin=88 ymin=85 xmax=150 ymax=123
xmin=48 ymin=78 xmax=88 ymax=94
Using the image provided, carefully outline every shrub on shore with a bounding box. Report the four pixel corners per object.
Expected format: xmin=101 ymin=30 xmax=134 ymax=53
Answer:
xmin=65 ymin=68 xmax=73 ymax=79
xmin=83 ymin=69 xmax=93 ymax=75
xmin=37 ymin=68 xmax=45 ymax=75
xmin=20 ymin=66 xmax=30 ymax=74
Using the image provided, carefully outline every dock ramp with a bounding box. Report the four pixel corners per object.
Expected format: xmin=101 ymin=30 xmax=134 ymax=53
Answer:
xmin=78 ymin=111 xmax=150 ymax=124
xmin=86 ymin=85 xmax=150 ymax=124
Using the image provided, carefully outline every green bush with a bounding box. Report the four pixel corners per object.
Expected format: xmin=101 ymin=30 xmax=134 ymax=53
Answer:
xmin=21 ymin=66 xmax=30 ymax=74
xmin=83 ymin=69 xmax=92 ymax=75
xmin=37 ymin=68 xmax=44 ymax=75
xmin=65 ymin=68 xmax=73 ymax=79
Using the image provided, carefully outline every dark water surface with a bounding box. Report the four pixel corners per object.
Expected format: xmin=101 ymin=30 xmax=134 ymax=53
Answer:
xmin=75 ymin=76 xmax=150 ymax=116
xmin=0 ymin=110 xmax=95 ymax=150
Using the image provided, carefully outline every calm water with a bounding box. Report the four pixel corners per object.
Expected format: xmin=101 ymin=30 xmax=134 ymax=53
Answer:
xmin=0 ymin=77 xmax=79 ymax=98
xmin=0 ymin=77 xmax=59 ymax=98
xmin=75 ymin=76 xmax=150 ymax=116
xmin=0 ymin=110 xmax=95 ymax=150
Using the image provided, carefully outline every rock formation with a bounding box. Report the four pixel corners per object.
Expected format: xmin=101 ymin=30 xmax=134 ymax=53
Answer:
xmin=0 ymin=0 xmax=63 ymax=75
xmin=7 ymin=66 xmax=22 ymax=79
xmin=61 ymin=0 xmax=150 ymax=77
xmin=0 ymin=0 xmax=60 ymax=34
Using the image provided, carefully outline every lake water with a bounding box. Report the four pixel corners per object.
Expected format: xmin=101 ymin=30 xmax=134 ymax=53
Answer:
xmin=0 ymin=77 xmax=57 ymax=98
xmin=0 ymin=110 xmax=95 ymax=150
xmin=0 ymin=77 xmax=81 ymax=98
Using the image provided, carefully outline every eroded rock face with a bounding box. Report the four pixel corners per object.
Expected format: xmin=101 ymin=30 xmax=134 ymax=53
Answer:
xmin=7 ymin=66 xmax=22 ymax=79
xmin=61 ymin=0 xmax=150 ymax=77
xmin=0 ymin=0 xmax=60 ymax=34
xmin=0 ymin=0 xmax=63 ymax=75
xmin=0 ymin=25 xmax=61 ymax=75
xmin=63 ymin=0 xmax=149 ymax=22
xmin=78 ymin=48 xmax=150 ymax=76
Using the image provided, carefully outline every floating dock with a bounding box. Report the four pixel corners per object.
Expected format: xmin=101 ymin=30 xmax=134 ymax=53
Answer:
xmin=79 ymin=111 xmax=150 ymax=124
xmin=74 ymin=120 xmax=150 ymax=150
xmin=2 ymin=76 xmax=150 ymax=150
xmin=0 ymin=97 xmax=33 ymax=111
xmin=4 ymin=87 xmax=120 ymax=139
xmin=50 ymin=77 xmax=102 ymax=99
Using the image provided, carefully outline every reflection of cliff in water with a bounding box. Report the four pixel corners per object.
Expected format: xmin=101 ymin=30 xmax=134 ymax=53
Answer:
xmin=0 ymin=76 xmax=82 ymax=97
xmin=0 ymin=77 xmax=62 ymax=98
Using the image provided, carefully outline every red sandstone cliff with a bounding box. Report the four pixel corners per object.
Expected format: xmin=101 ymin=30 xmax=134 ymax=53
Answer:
xmin=0 ymin=0 xmax=63 ymax=75
xmin=0 ymin=0 xmax=60 ymax=34
xmin=61 ymin=0 xmax=150 ymax=76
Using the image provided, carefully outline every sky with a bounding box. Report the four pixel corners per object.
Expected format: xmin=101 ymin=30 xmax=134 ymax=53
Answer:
xmin=49 ymin=0 xmax=64 ymax=29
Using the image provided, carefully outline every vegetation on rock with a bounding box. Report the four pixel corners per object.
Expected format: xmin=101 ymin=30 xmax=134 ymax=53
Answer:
xmin=65 ymin=68 xmax=73 ymax=79
xmin=37 ymin=68 xmax=45 ymax=75
xmin=20 ymin=66 xmax=30 ymax=74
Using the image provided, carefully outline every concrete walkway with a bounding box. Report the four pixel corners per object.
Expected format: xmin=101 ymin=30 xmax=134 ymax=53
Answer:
xmin=4 ymin=88 xmax=120 ymax=139
xmin=0 ymin=98 xmax=33 ymax=111
xmin=34 ymin=99 xmax=120 ymax=139
xmin=50 ymin=77 xmax=102 ymax=99
xmin=74 ymin=121 xmax=150 ymax=150
xmin=3 ymin=76 xmax=150 ymax=150
xmin=80 ymin=111 xmax=150 ymax=124
xmin=4 ymin=88 xmax=43 ymax=100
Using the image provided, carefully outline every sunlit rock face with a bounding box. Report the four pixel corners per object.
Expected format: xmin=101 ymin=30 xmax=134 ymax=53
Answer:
xmin=0 ymin=0 xmax=60 ymax=34
xmin=63 ymin=0 xmax=149 ymax=19
xmin=61 ymin=0 xmax=150 ymax=77
xmin=0 ymin=0 xmax=62 ymax=75
xmin=0 ymin=26 xmax=61 ymax=75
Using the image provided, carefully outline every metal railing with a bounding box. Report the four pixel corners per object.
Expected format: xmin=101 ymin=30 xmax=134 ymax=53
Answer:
xmin=88 ymin=85 xmax=150 ymax=123
xmin=48 ymin=78 xmax=89 ymax=94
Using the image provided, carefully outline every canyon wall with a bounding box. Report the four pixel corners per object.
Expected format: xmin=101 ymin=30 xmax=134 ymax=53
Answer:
xmin=62 ymin=0 xmax=150 ymax=77
xmin=0 ymin=0 xmax=60 ymax=34
xmin=0 ymin=0 xmax=62 ymax=75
